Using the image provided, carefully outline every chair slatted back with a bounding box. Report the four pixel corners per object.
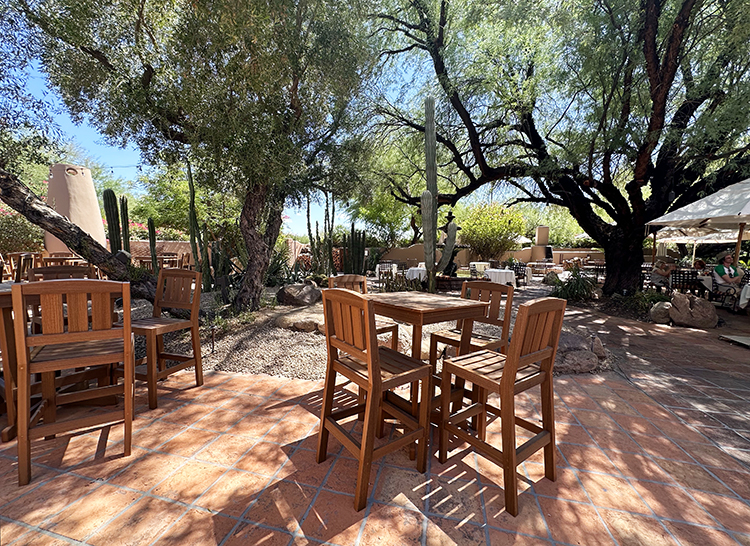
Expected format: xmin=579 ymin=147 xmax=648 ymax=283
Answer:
xmin=28 ymin=265 xmax=95 ymax=281
xmin=458 ymin=280 xmax=514 ymax=341
xmin=501 ymin=298 xmax=566 ymax=391
xmin=322 ymin=289 xmax=379 ymax=383
xmin=329 ymin=275 xmax=368 ymax=294
xmin=670 ymin=269 xmax=697 ymax=292
xmin=154 ymin=268 xmax=201 ymax=315
xmin=13 ymin=280 xmax=129 ymax=352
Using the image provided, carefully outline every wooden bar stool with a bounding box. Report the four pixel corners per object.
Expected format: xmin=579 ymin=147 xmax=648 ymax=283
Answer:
xmin=128 ymin=269 xmax=203 ymax=409
xmin=12 ymin=279 xmax=134 ymax=485
xmin=439 ymin=297 xmax=566 ymax=516
xmin=317 ymin=288 xmax=431 ymax=511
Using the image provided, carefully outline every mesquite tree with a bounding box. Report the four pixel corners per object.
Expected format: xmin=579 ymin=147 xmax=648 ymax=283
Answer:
xmin=375 ymin=0 xmax=750 ymax=294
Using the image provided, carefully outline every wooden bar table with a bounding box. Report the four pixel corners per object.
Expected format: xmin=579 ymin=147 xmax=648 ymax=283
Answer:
xmin=368 ymin=291 xmax=489 ymax=360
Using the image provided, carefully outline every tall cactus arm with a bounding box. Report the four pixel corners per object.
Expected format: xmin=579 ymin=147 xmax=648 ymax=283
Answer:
xmin=437 ymin=221 xmax=458 ymax=272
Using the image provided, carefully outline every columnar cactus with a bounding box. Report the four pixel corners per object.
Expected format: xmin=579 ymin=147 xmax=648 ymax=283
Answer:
xmin=423 ymin=97 xmax=439 ymax=292
xmin=103 ymin=188 xmax=121 ymax=254
xmin=343 ymin=223 xmax=366 ymax=275
xmin=119 ymin=195 xmax=130 ymax=254
xmin=147 ymin=217 xmax=159 ymax=274
xmin=422 ymin=190 xmax=436 ymax=292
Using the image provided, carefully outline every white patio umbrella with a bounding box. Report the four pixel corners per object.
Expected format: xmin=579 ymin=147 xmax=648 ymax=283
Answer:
xmin=656 ymin=227 xmax=750 ymax=262
xmin=647 ymin=178 xmax=750 ymax=265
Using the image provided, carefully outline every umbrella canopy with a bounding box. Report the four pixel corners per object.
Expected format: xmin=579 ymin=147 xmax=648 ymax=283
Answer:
xmin=656 ymin=227 xmax=750 ymax=244
xmin=647 ymin=178 xmax=750 ymax=264
xmin=647 ymin=178 xmax=750 ymax=230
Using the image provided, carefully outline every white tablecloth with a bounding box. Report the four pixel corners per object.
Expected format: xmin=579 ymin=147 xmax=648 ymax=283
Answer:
xmin=740 ymin=285 xmax=750 ymax=309
xmin=375 ymin=263 xmax=398 ymax=279
xmin=406 ymin=267 xmax=427 ymax=281
xmin=483 ymin=269 xmax=516 ymax=287
xmin=697 ymin=275 xmax=713 ymax=291
xmin=470 ymin=262 xmax=491 ymax=273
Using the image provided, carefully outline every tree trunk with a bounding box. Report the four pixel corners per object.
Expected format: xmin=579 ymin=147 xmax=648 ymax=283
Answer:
xmin=601 ymin=229 xmax=645 ymax=296
xmin=234 ymin=184 xmax=283 ymax=311
xmin=0 ymin=168 xmax=157 ymax=300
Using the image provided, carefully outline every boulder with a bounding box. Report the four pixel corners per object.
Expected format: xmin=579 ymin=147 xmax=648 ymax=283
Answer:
xmin=558 ymin=350 xmax=599 ymax=374
xmin=274 ymin=302 xmax=325 ymax=332
xmin=668 ymin=292 xmax=718 ymax=329
xmin=276 ymin=280 xmax=322 ymax=306
xmin=650 ymin=301 xmax=672 ymax=324
xmin=542 ymin=271 xmax=560 ymax=285
xmin=553 ymin=330 xmax=608 ymax=374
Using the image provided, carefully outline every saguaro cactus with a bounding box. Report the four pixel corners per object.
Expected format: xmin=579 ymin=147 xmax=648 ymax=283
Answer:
xmin=423 ymin=97 xmax=439 ymax=292
xmin=148 ymin=217 xmax=158 ymax=274
xmin=187 ymin=162 xmax=202 ymax=272
xmin=119 ymin=195 xmax=130 ymax=253
xmin=437 ymin=220 xmax=458 ymax=273
xmin=103 ymin=189 xmax=121 ymax=254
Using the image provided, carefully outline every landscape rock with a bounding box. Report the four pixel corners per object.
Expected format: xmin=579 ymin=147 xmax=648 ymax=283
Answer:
xmin=542 ymin=271 xmax=560 ymax=285
xmin=591 ymin=336 xmax=607 ymax=359
xmin=558 ymin=350 xmax=599 ymax=374
xmin=274 ymin=302 xmax=325 ymax=332
xmin=650 ymin=301 xmax=672 ymax=324
xmin=554 ymin=330 xmax=608 ymax=374
xmin=668 ymin=292 xmax=718 ymax=329
xmin=276 ymin=281 xmax=322 ymax=306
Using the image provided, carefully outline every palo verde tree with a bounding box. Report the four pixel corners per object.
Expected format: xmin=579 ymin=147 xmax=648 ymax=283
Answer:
xmin=9 ymin=0 xmax=372 ymax=310
xmin=373 ymin=0 xmax=750 ymax=294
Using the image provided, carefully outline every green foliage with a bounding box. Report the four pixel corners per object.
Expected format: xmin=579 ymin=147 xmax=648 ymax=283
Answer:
xmin=458 ymin=203 xmax=524 ymax=260
xmin=265 ymin=244 xmax=291 ymax=287
xmin=0 ymin=211 xmax=44 ymax=254
xmin=550 ymin=265 xmax=596 ymax=302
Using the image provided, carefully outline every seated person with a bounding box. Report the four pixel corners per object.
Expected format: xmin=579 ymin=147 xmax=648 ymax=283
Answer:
xmin=651 ymin=260 xmax=675 ymax=289
xmin=713 ymin=251 xmax=743 ymax=292
xmin=693 ymin=259 xmax=706 ymax=271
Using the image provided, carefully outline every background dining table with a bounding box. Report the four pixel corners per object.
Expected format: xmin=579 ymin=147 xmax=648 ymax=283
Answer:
xmin=483 ymin=268 xmax=516 ymax=287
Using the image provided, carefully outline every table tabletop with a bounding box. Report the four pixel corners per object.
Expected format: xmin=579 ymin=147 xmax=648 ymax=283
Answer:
xmin=368 ymin=292 xmax=489 ymax=359
xmin=483 ymin=269 xmax=516 ymax=286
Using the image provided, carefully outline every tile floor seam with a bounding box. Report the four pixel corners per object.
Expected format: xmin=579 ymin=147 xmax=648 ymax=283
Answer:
xmin=76 ymin=491 xmax=149 ymax=544
xmin=1 ymin=519 xmax=86 ymax=546
xmin=238 ymin=415 xmax=349 ymax=543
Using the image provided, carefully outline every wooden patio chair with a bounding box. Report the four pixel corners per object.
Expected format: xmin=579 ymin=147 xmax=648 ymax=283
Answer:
xmin=27 ymin=264 xmax=96 ymax=282
xmin=127 ymin=269 xmax=203 ymax=409
xmin=328 ymin=275 xmax=398 ymax=349
xmin=428 ymin=281 xmax=514 ymax=370
xmin=12 ymin=279 xmax=134 ymax=486
xmin=317 ymin=288 xmax=431 ymax=511
xmin=438 ymin=297 xmax=566 ymax=516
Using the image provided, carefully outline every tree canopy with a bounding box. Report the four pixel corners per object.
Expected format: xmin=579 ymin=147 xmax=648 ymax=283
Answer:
xmin=13 ymin=0 xmax=374 ymax=308
xmin=372 ymin=0 xmax=750 ymax=293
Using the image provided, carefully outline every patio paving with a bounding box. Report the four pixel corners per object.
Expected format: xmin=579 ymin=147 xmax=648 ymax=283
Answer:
xmin=1 ymin=299 xmax=750 ymax=545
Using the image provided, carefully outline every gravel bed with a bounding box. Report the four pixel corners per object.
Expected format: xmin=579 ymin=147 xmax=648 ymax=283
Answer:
xmin=124 ymin=282 xmax=559 ymax=382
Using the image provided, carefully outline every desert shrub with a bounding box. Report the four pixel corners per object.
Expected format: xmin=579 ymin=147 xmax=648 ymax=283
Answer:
xmin=0 ymin=210 xmax=44 ymax=254
xmin=550 ymin=264 xmax=595 ymax=301
xmin=458 ymin=203 xmax=524 ymax=260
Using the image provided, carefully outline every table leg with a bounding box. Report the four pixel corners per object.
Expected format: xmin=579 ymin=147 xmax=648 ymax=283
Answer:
xmin=1 ymin=306 xmax=17 ymax=442
xmin=411 ymin=323 xmax=423 ymax=360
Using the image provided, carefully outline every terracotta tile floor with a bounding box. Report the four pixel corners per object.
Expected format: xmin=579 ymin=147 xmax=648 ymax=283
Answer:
xmin=1 ymin=363 xmax=749 ymax=546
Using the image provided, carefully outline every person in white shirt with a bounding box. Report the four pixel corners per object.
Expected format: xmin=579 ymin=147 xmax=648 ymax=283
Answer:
xmin=713 ymin=251 xmax=743 ymax=293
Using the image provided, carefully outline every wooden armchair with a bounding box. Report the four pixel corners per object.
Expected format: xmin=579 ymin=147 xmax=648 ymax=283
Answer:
xmin=128 ymin=269 xmax=203 ymax=409
xmin=429 ymin=281 xmax=514 ymax=370
xmin=12 ymin=279 xmax=134 ymax=485
xmin=328 ymin=275 xmax=398 ymax=349
xmin=439 ymin=297 xmax=566 ymax=516
xmin=318 ymin=289 xmax=431 ymax=511
xmin=27 ymin=264 xmax=96 ymax=281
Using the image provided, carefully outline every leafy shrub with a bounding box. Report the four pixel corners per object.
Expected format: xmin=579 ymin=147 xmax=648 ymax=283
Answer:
xmin=265 ymin=244 xmax=291 ymax=287
xmin=550 ymin=264 xmax=595 ymax=301
xmin=458 ymin=203 xmax=524 ymax=260
xmin=0 ymin=209 xmax=44 ymax=255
